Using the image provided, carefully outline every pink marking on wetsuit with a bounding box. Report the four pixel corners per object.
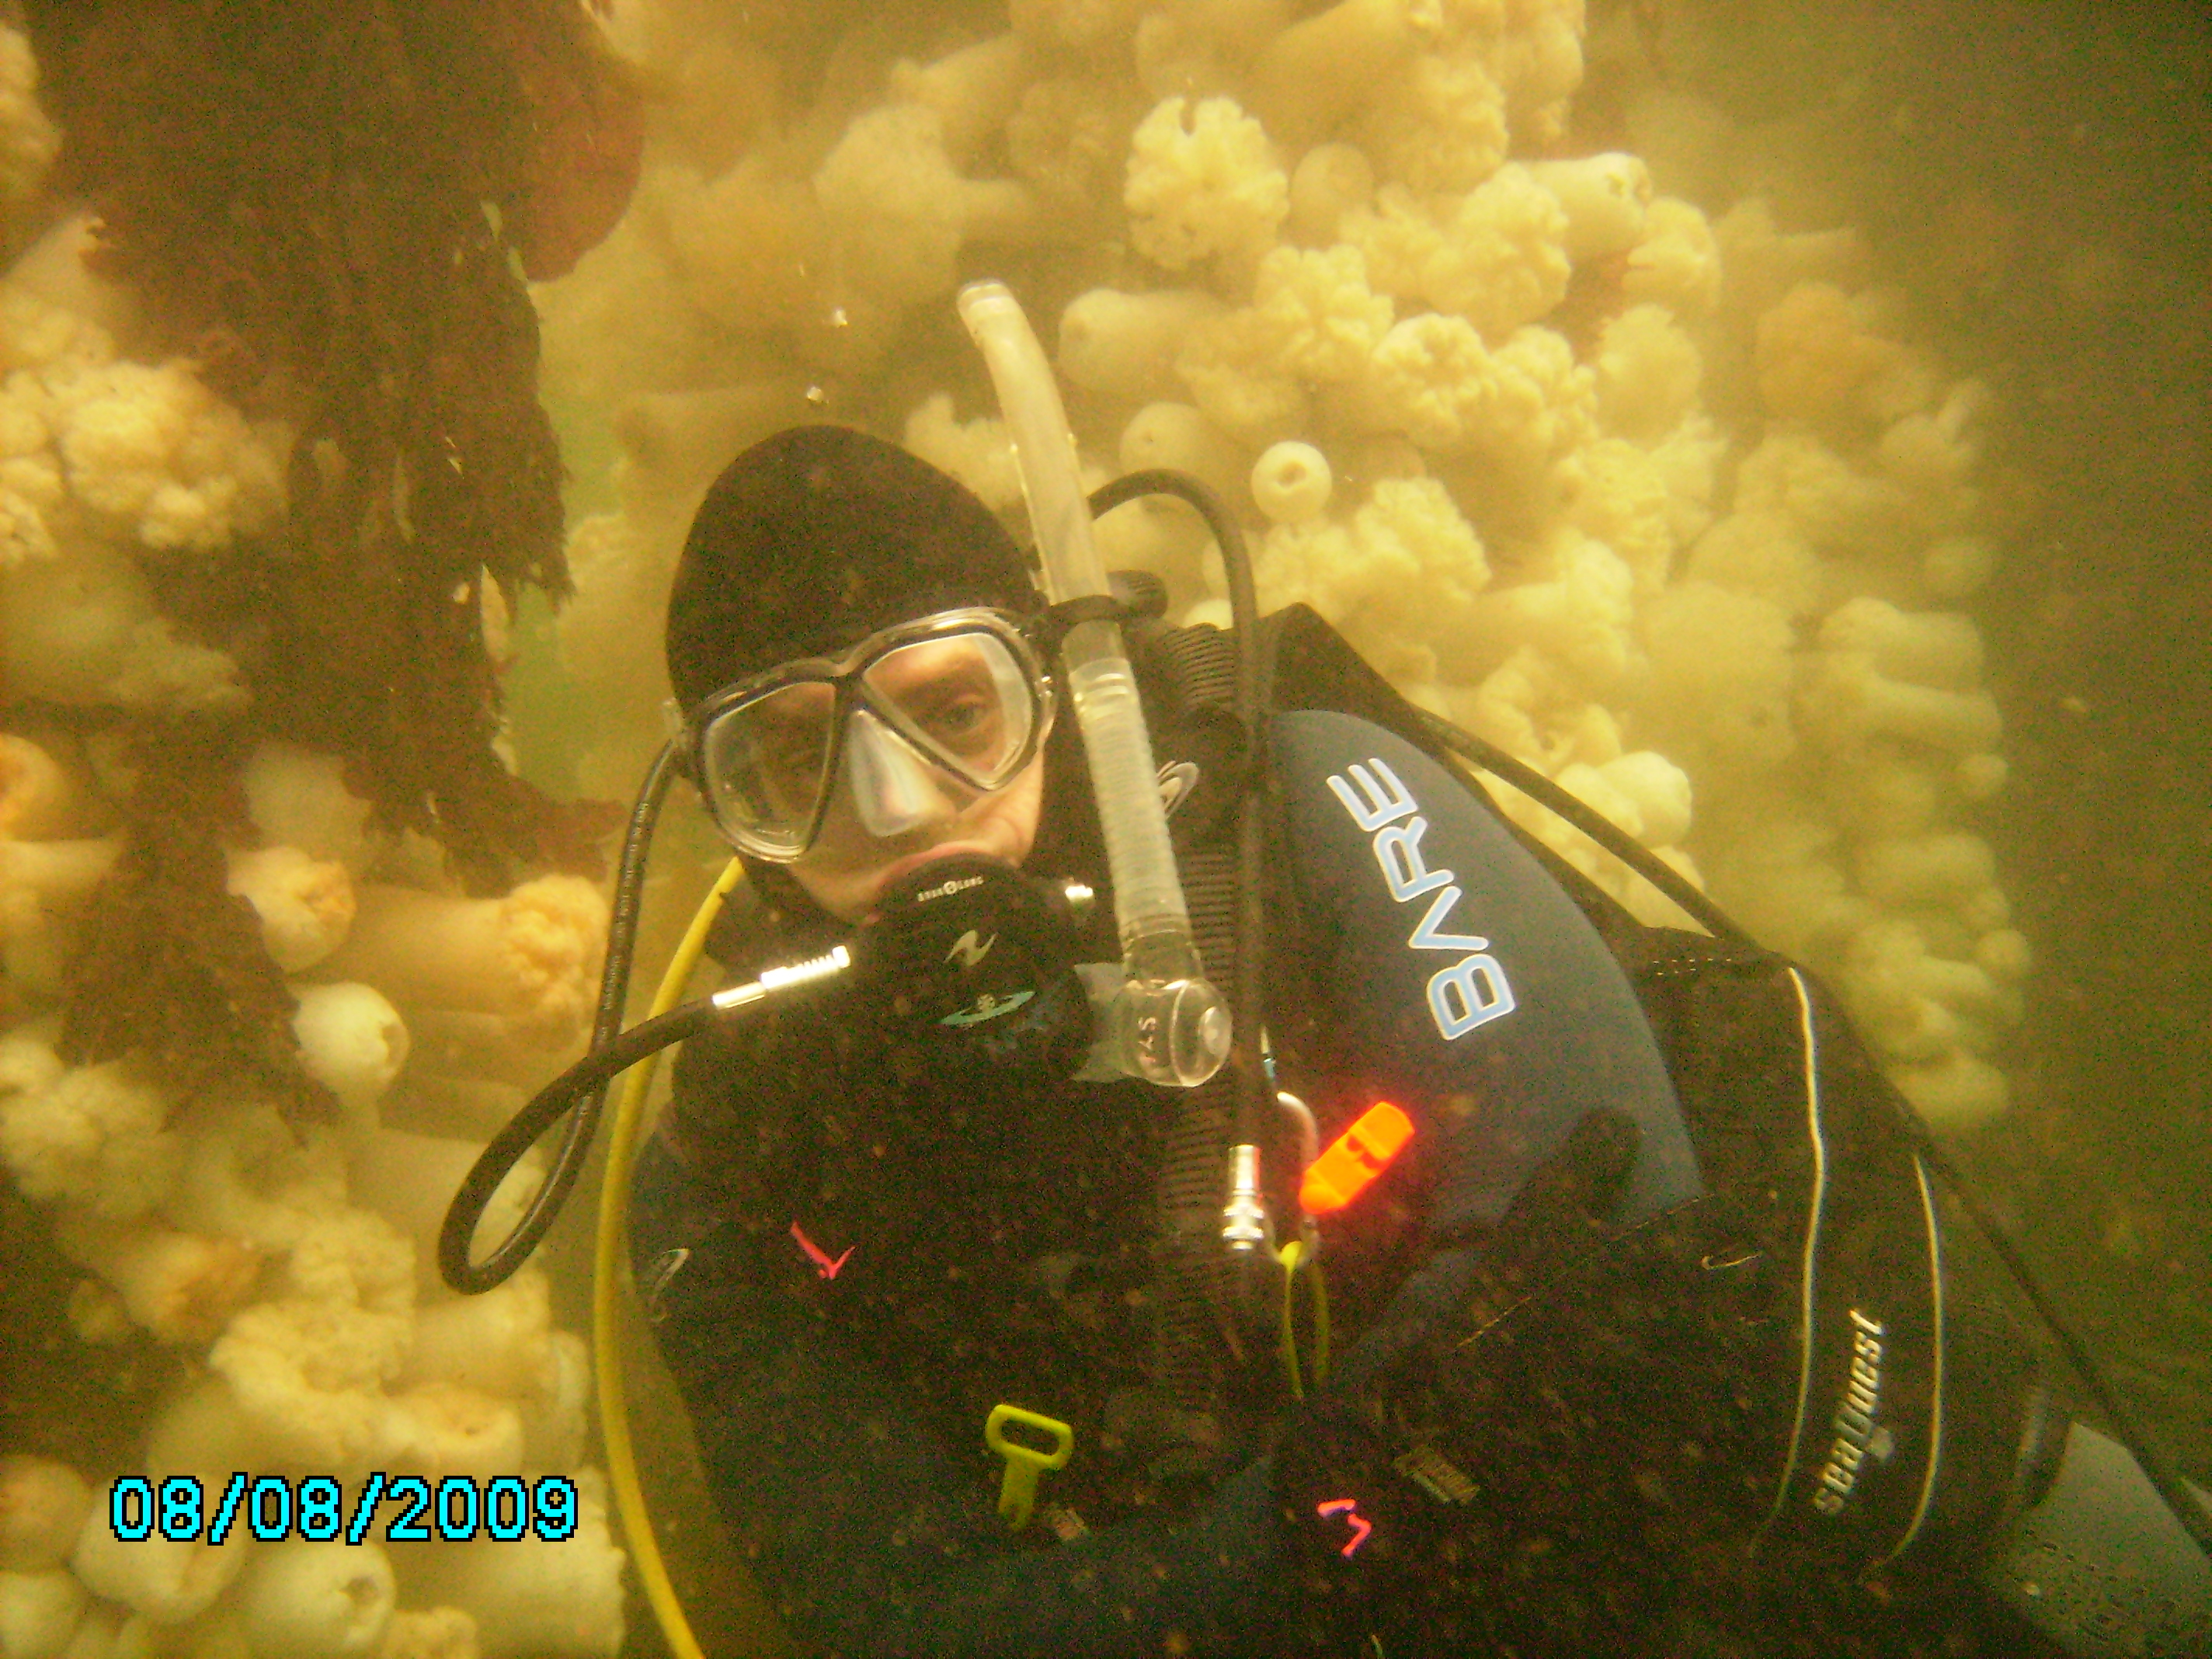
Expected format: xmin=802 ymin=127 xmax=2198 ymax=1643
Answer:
xmin=790 ymin=1221 xmax=854 ymax=1280
xmin=1316 ymin=1497 xmax=1372 ymax=1557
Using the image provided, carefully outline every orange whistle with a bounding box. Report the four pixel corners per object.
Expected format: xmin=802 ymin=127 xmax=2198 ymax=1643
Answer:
xmin=1299 ymin=1101 xmax=1414 ymax=1216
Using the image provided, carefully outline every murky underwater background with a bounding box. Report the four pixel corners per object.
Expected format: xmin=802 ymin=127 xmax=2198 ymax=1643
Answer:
xmin=0 ymin=1 xmax=2204 ymax=1655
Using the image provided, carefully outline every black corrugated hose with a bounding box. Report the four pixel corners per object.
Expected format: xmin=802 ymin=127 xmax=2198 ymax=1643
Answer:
xmin=440 ymin=739 xmax=682 ymax=1293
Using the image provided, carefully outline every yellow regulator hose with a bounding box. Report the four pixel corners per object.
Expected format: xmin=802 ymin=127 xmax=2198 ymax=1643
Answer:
xmin=593 ymin=855 xmax=748 ymax=1659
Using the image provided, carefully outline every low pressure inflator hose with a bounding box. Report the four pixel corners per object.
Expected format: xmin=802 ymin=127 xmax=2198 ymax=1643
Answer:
xmin=437 ymin=944 xmax=850 ymax=1292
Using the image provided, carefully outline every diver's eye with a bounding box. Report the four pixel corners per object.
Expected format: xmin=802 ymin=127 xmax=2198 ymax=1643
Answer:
xmin=864 ymin=634 xmax=1025 ymax=767
xmin=916 ymin=691 xmax=1002 ymax=755
xmin=743 ymin=717 xmax=833 ymax=804
xmin=759 ymin=714 xmax=826 ymax=763
xmin=761 ymin=738 xmax=820 ymax=784
xmin=927 ymin=694 xmax=989 ymax=736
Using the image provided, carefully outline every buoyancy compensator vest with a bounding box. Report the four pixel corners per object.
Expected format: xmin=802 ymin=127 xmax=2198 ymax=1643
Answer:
xmin=666 ymin=590 xmax=2084 ymax=1642
xmin=1137 ymin=605 xmax=2049 ymax=1654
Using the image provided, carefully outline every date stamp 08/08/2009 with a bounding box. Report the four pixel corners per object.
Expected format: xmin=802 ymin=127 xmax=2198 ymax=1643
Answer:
xmin=108 ymin=1473 xmax=579 ymax=1547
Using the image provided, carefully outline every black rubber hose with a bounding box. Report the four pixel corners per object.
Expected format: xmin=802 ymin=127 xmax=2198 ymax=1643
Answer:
xmin=1413 ymin=710 xmax=1755 ymax=948
xmin=438 ymin=739 xmax=683 ymax=1294
xmin=438 ymin=996 xmax=721 ymax=1292
xmin=1087 ymin=470 xmax=1270 ymax=1159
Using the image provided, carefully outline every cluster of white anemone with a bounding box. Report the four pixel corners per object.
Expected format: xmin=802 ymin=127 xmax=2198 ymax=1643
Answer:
xmin=540 ymin=0 xmax=2025 ymax=1133
xmin=0 ymin=729 xmax=624 ymax=1659
xmin=0 ymin=25 xmax=627 ymax=1658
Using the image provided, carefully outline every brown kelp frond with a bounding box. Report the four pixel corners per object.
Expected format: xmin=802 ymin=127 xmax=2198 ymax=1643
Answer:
xmin=56 ymin=719 xmax=336 ymax=1125
xmin=23 ymin=0 xmax=637 ymax=889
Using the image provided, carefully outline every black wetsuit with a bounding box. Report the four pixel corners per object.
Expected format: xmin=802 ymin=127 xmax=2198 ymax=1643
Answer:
xmin=631 ymin=698 xmax=1718 ymax=1657
xmin=631 ymin=637 xmax=2205 ymax=1657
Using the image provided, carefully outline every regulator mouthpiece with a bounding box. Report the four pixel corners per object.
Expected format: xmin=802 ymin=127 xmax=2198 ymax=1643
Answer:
xmin=854 ymin=854 xmax=1097 ymax=1087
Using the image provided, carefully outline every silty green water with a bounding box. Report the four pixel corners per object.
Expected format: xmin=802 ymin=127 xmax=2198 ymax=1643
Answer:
xmin=2 ymin=3 xmax=2203 ymax=1656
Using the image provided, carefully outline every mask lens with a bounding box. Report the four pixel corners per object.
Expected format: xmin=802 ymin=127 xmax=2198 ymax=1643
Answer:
xmin=699 ymin=678 xmax=837 ymax=855
xmin=861 ymin=631 xmax=1035 ymax=789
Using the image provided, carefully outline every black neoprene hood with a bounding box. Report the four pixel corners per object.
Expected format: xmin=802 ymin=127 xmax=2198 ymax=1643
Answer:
xmin=664 ymin=424 xmax=1043 ymax=713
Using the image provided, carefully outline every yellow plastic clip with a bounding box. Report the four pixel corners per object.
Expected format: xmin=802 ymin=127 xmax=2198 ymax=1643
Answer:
xmin=984 ymin=1403 xmax=1073 ymax=1530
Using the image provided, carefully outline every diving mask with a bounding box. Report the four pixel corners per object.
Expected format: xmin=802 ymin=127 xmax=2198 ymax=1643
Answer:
xmin=689 ymin=608 xmax=1056 ymax=861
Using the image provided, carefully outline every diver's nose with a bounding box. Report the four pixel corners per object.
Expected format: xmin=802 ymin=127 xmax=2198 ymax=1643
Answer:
xmin=843 ymin=708 xmax=954 ymax=840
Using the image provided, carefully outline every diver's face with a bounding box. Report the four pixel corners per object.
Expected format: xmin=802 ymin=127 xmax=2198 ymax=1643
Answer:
xmin=694 ymin=608 xmax=1055 ymax=918
xmin=786 ymin=751 xmax=1045 ymax=923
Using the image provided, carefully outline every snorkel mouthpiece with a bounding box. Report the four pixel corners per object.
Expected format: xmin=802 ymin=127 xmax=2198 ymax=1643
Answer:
xmin=959 ymin=281 xmax=1229 ymax=1087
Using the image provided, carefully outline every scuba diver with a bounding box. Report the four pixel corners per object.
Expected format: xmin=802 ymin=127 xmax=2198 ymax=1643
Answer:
xmin=617 ymin=420 xmax=2210 ymax=1659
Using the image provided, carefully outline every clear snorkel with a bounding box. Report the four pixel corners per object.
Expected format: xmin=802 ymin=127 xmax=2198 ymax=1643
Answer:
xmin=958 ymin=280 xmax=1232 ymax=1089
